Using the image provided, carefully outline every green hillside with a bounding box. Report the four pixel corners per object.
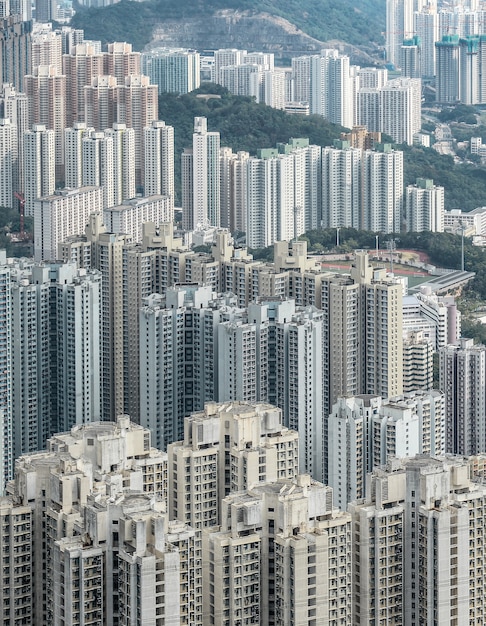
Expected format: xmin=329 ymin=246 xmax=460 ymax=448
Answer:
xmin=71 ymin=0 xmax=386 ymax=51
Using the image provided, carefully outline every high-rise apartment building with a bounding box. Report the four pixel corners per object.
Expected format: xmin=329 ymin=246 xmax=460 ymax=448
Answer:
xmin=291 ymin=50 xmax=354 ymax=127
xmin=84 ymin=74 xmax=118 ymax=134
xmin=361 ymin=144 xmax=403 ymax=233
xmin=0 ymin=84 xmax=29 ymax=201
xmin=101 ymin=117 xmax=131 ymax=196
xmin=329 ymin=390 xmax=445 ymax=510
xmin=66 ymin=122 xmax=136 ymax=206
xmin=401 ymin=36 xmax=421 ymax=78
xmin=142 ymin=47 xmax=200 ymax=95
xmin=386 ymin=0 xmax=414 ymax=66
xmin=0 ymin=15 xmax=32 ymax=91
xmin=0 ymin=255 xmax=101 ymax=488
xmin=0 ymin=251 xmax=12 ymax=490
xmin=104 ymin=195 xmax=173 ymax=242
xmin=0 ymin=118 xmax=15 ymax=208
xmin=220 ymin=148 xmax=250 ymax=231
xmin=205 ymin=475 xmax=352 ymax=626
xmin=139 ymin=287 xmax=238 ymax=449
xmin=64 ymin=121 xmax=93 ymax=188
xmin=103 ymin=41 xmax=140 ymax=83
xmin=436 ymin=35 xmax=461 ymax=103
xmin=322 ymin=142 xmax=404 ymax=232
xmin=143 ymin=119 xmax=174 ymax=202
xmin=380 ymin=77 xmax=422 ymax=145
xmin=321 ymin=140 xmax=362 ymax=229
xmin=213 ymin=48 xmax=247 ymax=83
xmin=84 ymin=216 xmax=131 ymax=420
xmin=182 ymin=116 xmax=220 ymax=229
xmin=244 ymin=139 xmax=319 ymax=247
xmin=33 ymin=186 xmax=103 ymax=261
xmin=116 ymin=74 xmax=158 ymax=186
xmin=357 ymin=66 xmax=388 ymax=89
xmin=406 ymin=177 xmax=445 ymax=231
xmin=415 ymin=7 xmax=439 ymax=78
xmin=31 ymin=24 xmax=62 ymax=73
xmin=402 ymin=329 xmax=435 ymax=392
xmin=141 ymin=288 xmax=326 ymax=480
xmin=459 ymin=35 xmax=482 ymax=104
xmin=350 ymin=455 xmax=486 ymax=624
xmin=23 ymin=123 xmax=55 ymax=217
xmin=403 ymin=289 xmax=461 ymax=351
xmin=168 ymin=401 xmax=299 ymax=624
xmin=357 ymin=78 xmax=421 ymax=145
xmin=24 ymin=64 xmax=66 ymax=168
xmin=63 ymin=41 xmax=104 ymax=126
xmin=1 ymin=416 xmax=173 ymax=625
xmin=439 ymin=337 xmax=486 ymax=455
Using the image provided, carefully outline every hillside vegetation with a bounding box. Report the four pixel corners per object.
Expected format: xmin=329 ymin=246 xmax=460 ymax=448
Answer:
xmin=71 ymin=0 xmax=385 ymax=50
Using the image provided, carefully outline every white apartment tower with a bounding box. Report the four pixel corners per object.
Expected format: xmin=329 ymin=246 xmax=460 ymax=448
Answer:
xmin=105 ymin=123 xmax=136 ymax=204
xmin=66 ymin=123 xmax=135 ymax=207
xmin=141 ymin=47 xmax=200 ymax=95
xmin=82 ymin=131 xmax=115 ymax=208
xmin=204 ymin=476 xmax=352 ymax=626
xmin=406 ymin=177 xmax=445 ymax=232
xmin=439 ymin=337 xmax=486 ymax=455
xmin=361 ymin=145 xmax=403 ymax=233
xmin=0 ymin=84 xmax=28 ymax=201
xmin=400 ymin=37 xmax=421 ymax=78
xmin=350 ymin=456 xmax=486 ymax=625
xmin=139 ymin=287 xmax=223 ymax=448
xmin=321 ymin=140 xmax=362 ymax=228
xmin=23 ymin=124 xmax=55 ymax=216
xmin=291 ymin=50 xmax=353 ymax=127
xmin=325 ymin=49 xmax=354 ymax=128
xmin=0 ymin=251 xmax=12 ymax=489
xmin=183 ymin=116 xmax=221 ymax=228
xmin=85 ymin=216 xmax=131 ymax=420
xmin=244 ymin=139 xmax=318 ymax=248
xmin=64 ymin=121 xmax=93 ymax=188
xmin=380 ymin=77 xmax=422 ymax=145
xmin=0 ymin=118 xmax=14 ymax=208
xmin=357 ymin=66 xmax=388 ymax=89
xmin=459 ymin=35 xmax=480 ymax=104
xmin=245 ymin=152 xmax=279 ymax=248
xmin=8 ymin=260 xmax=101 ymax=454
xmin=328 ymin=391 xmax=445 ymax=511
xmin=0 ymin=255 xmax=102 ymax=486
xmin=213 ymin=48 xmax=247 ymax=83
xmin=291 ymin=55 xmax=311 ymax=103
xmin=104 ymin=195 xmax=173 ymax=243
xmin=386 ymin=0 xmax=414 ymax=66
xmin=33 ymin=186 xmax=103 ymax=262
xmin=1 ymin=417 xmax=174 ymax=625
xmin=143 ymin=119 xmax=174 ymax=202
xmin=168 ymin=401 xmax=299 ymax=625
xmin=415 ymin=7 xmax=439 ymax=77
xmin=351 ymin=251 xmax=404 ymax=399
xmin=403 ymin=329 xmax=435 ymax=392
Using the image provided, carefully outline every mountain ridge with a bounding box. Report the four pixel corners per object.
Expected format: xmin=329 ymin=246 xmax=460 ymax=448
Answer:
xmin=71 ymin=0 xmax=385 ymax=57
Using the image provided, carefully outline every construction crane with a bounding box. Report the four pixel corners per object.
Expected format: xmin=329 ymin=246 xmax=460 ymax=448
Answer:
xmin=14 ymin=191 xmax=25 ymax=240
